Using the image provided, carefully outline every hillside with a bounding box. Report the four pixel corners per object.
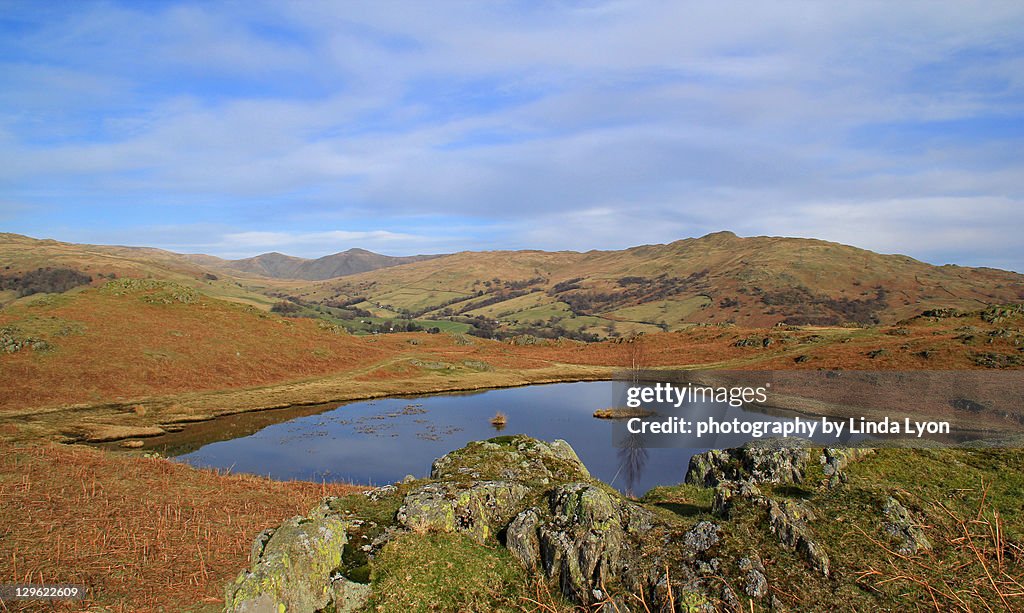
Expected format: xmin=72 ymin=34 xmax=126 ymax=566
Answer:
xmin=4 ymin=231 xmax=1024 ymax=341
xmin=283 ymin=231 xmax=1024 ymax=335
xmin=188 ymin=248 xmax=441 ymax=280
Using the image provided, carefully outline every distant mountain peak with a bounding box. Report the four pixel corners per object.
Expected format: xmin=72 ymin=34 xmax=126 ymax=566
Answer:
xmin=204 ymin=248 xmax=441 ymax=280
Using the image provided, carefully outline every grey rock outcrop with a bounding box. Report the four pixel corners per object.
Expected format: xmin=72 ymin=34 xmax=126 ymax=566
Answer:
xmin=765 ymin=498 xmax=830 ymax=576
xmin=534 ymin=483 xmax=638 ymax=604
xmin=396 ymin=480 xmax=528 ymax=543
xmin=429 ymin=436 xmax=590 ymax=483
xmin=686 ymin=438 xmax=813 ymax=487
xmin=224 ymin=514 xmax=370 ymax=613
xmin=227 ymin=435 xmax=887 ymax=612
xmin=820 ymin=447 xmax=874 ymax=488
xmin=711 ymin=481 xmax=830 ymax=576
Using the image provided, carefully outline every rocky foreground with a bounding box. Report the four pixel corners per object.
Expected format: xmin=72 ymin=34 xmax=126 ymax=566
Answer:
xmin=222 ymin=436 xmax=1020 ymax=612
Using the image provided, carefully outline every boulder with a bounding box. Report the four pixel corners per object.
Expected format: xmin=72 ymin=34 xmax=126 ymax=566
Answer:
xmin=765 ymin=499 xmax=830 ymax=576
xmin=429 ymin=436 xmax=590 ymax=485
xmin=820 ymin=447 xmax=874 ymax=488
xmin=224 ymin=514 xmax=369 ymax=613
xmin=396 ymin=480 xmax=528 ymax=543
xmin=738 ymin=553 xmax=768 ymax=598
xmin=505 ymin=508 xmax=542 ymax=572
xmin=682 ymin=521 xmax=720 ymax=554
xmin=538 ymin=483 xmax=628 ymax=603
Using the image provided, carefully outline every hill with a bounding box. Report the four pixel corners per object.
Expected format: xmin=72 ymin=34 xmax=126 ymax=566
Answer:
xmin=189 ymin=248 xmax=441 ymax=280
xmin=286 ymin=231 xmax=1024 ymax=335
xmin=4 ymin=231 xmax=1024 ymax=340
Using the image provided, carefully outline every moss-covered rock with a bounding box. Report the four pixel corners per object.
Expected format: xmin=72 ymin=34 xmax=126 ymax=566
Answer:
xmin=224 ymin=514 xmax=367 ymax=613
xmin=429 ymin=435 xmax=590 ymax=486
xmin=396 ymin=480 xmax=528 ymax=543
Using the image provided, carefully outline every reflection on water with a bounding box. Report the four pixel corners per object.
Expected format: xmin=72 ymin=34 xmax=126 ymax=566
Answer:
xmin=172 ymin=381 xmax=870 ymax=496
xmin=616 ymin=434 xmax=649 ymax=497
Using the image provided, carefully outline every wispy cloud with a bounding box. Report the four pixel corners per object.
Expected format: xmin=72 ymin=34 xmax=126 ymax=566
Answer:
xmin=0 ymin=1 xmax=1022 ymax=269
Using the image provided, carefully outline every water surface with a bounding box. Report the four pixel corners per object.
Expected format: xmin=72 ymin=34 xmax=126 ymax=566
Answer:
xmin=175 ymin=381 xmax=866 ymax=495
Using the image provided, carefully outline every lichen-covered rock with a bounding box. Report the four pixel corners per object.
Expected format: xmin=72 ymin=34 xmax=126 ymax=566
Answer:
xmin=711 ymin=479 xmax=762 ymax=518
xmin=225 ymin=514 xmax=365 ymax=613
xmin=0 ymin=326 xmax=51 ymax=354
xmin=223 ymin=436 xmax=776 ymax=612
xmin=429 ymin=435 xmax=590 ymax=485
xmin=710 ymin=479 xmax=830 ymax=577
xmin=396 ymin=480 xmax=528 ymax=543
xmin=506 ymin=508 xmax=542 ymax=572
xmin=738 ymin=553 xmax=768 ymax=598
xmin=503 ymin=481 xmax=673 ymax=607
xmin=331 ymin=578 xmax=373 ymax=612
xmin=685 ymin=449 xmax=734 ymax=487
xmin=765 ymin=499 xmax=830 ymax=576
xmin=538 ymin=483 xmax=628 ymax=604
xmin=682 ymin=521 xmax=720 ymax=554
xmin=882 ymin=497 xmax=932 ymax=555
xmin=686 ymin=438 xmax=812 ymax=487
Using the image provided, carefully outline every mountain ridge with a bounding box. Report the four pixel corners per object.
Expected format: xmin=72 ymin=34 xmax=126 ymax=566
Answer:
xmin=184 ymin=248 xmax=443 ymax=281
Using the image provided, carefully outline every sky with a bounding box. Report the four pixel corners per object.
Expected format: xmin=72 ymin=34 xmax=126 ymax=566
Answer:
xmin=1 ymin=1 xmax=1022 ymax=270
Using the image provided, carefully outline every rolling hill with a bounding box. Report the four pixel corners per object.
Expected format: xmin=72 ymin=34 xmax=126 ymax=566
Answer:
xmin=285 ymin=231 xmax=1024 ymax=334
xmin=3 ymin=231 xmax=1024 ymax=340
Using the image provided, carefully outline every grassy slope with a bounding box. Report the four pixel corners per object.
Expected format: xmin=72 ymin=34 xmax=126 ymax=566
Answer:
xmin=5 ymin=231 xmax=1024 ymax=335
xmin=2 ymin=274 xmax=1023 ymax=444
xmin=0 ymin=232 xmax=281 ymax=311
xmin=291 ymin=231 xmax=1024 ymax=330
xmin=640 ymin=447 xmax=1024 ymax=611
xmin=0 ymin=440 xmax=363 ymax=612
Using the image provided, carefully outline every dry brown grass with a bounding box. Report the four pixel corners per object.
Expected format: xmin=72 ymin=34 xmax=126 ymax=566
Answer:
xmin=856 ymin=483 xmax=1024 ymax=612
xmin=2 ymin=284 xmax=1022 ymax=446
xmin=0 ymin=441 xmax=363 ymax=612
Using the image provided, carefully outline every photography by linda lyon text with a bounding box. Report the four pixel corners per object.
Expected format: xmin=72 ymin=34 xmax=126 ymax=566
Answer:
xmin=625 ymin=416 xmax=950 ymax=439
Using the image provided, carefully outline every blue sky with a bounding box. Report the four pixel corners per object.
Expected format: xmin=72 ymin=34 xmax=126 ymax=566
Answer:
xmin=1 ymin=1 xmax=1023 ymax=270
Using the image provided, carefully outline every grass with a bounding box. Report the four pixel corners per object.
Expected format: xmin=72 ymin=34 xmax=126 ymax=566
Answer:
xmin=3 ymin=287 xmax=1023 ymax=445
xmin=641 ymin=482 xmax=716 ymax=519
xmin=603 ymin=296 xmax=713 ymax=330
xmin=463 ymin=291 xmax=554 ymax=319
xmin=368 ymin=532 xmax=530 ymax=612
xmin=373 ymin=288 xmax=470 ymax=313
xmin=0 ymin=440 xmax=363 ymax=612
xmin=698 ymin=447 xmax=1024 ymax=611
xmin=831 ymin=447 xmax=1024 ymax=606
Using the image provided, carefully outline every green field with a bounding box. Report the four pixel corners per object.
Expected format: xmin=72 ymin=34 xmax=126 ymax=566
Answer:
xmin=603 ymin=295 xmax=712 ymax=329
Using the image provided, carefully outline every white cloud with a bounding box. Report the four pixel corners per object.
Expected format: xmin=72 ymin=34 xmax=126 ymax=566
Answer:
xmin=0 ymin=1 xmax=1022 ymax=269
